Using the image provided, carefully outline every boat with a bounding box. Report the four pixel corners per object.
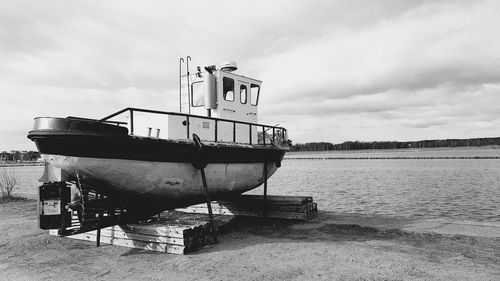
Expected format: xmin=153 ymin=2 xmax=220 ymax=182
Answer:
xmin=28 ymin=58 xmax=289 ymax=233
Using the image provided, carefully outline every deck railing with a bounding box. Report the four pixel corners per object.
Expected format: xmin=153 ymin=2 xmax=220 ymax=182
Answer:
xmin=99 ymin=107 xmax=287 ymax=147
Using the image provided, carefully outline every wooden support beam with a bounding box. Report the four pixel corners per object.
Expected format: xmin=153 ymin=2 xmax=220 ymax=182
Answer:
xmin=177 ymin=195 xmax=318 ymax=221
xmin=49 ymin=217 xmax=216 ymax=255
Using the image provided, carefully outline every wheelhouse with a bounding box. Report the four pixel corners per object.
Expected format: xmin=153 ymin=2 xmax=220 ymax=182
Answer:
xmin=99 ymin=59 xmax=287 ymax=147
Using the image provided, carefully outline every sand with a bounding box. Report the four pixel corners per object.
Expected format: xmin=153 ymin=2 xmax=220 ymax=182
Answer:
xmin=1 ymin=199 xmax=499 ymax=281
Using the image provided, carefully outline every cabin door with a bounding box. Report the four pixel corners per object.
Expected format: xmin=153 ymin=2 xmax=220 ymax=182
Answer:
xmin=239 ymin=81 xmax=255 ymax=123
xmin=219 ymin=76 xmax=238 ymax=120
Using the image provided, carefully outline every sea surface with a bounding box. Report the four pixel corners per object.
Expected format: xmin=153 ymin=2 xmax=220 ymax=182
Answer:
xmin=5 ymin=147 xmax=500 ymax=223
xmin=255 ymin=147 xmax=500 ymax=223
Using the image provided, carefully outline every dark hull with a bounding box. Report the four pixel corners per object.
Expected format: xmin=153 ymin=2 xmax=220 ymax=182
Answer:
xmin=30 ymin=132 xmax=286 ymax=165
xmin=28 ymin=117 xmax=286 ymax=165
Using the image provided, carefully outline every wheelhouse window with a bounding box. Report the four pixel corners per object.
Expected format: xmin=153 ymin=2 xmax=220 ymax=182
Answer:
xmin=240 ymin=84 xmax=247 ymax=104
xmin=191 ymin=81 xmax=204 ymax=107
xmin=223 ymin=77 xmax=234 ymax=101
xmin=250 ymin=84 xmax=260 ymax=105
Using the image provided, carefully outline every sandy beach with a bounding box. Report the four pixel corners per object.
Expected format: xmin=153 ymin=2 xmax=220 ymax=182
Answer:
xmin=1 ymin=199 xmax=499 ymax=281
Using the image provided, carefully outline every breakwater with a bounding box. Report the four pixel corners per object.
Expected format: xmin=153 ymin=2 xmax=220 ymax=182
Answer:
xmin=285 ymin=156 xmax=500 ymax=160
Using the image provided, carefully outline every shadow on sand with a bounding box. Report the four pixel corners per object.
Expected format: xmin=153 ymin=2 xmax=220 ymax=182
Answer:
xmin=182 ymin=211 xmax=499 ymax=266
xmin=111 ymin=210 xmax=498 ymax=266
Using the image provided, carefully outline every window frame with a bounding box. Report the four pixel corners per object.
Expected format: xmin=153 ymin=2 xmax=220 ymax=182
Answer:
xmin=240 ymin=84 xmax=248 ymax=104
xmin=250 ymin=83 xmax=260 ymax=106
xmin=190 ymin=81 xmax=204 ymax=107
xmin=222 ymin=77 xmax=235 ymax=102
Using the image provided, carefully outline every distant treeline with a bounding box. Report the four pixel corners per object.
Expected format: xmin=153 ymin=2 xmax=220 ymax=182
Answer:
xmin=291 ymin=137 xmax=500 ymax=151
xmin=0 ymin=150 xmax=40 ymax=162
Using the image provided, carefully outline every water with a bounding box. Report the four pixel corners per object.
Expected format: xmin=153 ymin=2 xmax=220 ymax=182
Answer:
xmin=6 ymin=147 xmax=500 ymax=223
xmin=256 ymin=147 xmax=500 ymax=223
xmin=5 ymin=165 xmax=44 ymax=199
xmin=286 ymin=146 xmax=500 ymax=158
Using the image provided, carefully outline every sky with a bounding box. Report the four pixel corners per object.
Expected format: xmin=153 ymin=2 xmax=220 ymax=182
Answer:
xmin=1 ymin=0 xmax=500 ymax=151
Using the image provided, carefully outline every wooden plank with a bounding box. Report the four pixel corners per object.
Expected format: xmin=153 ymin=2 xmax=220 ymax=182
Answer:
xmin=49 ymin=219 xmax=216 ymax=254
xmin=177 ymin=199 xmax=318 ymax=221
xmin=63 ymin=222 xmax=210 ymax=239
xmin=182 ymin=202 xmax=315 ymax=213
xmin=115 ymin=223 xmax=198 ymax=238
xmin=178 ymin=207 xmax=309 ymax=220
xmin=62 ymin=232 xmax=186 ymax=254
xmin=49 ymin=229 xmax=194 ymax=254
xmin=222 ymin=195 xmax=313 ymax=205
xmin=240 ymin=194 xmax=312 ymax=202
xmin=81 ymin=229 xmax=187 ymax=246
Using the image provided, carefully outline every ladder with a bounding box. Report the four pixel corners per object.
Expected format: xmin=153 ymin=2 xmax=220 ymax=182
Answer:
xmin=179 ymin=56 xmax=202 ymax=114
xmin=179 ymin=73 xmax=190 ymax=114
xmin=180 ymin=73 xmax=203 ymax=114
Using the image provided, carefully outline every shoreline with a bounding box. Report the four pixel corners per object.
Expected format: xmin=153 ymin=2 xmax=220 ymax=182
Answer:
xmin=11 ymin=191 xmax=500 ymax=226
xmin=1 ymin=199 xmax=499 ymax=280
xmin=0 ymin=162 xmax=44 ymax=167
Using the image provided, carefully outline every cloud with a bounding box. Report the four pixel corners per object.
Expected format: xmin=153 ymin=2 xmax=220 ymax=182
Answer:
xmin=261 ymin=83 xmax=500 ymax=142
xmin=255 ymin=0 xmax=500 ymax=142
xmin=258 ymin=0 xmax=500 ymax=102
xmin=1 ymin=0 xmax=500 ymax=149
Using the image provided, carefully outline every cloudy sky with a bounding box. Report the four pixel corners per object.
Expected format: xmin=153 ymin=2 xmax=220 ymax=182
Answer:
xmin=1 ymin=0 xmax=500 ymax=151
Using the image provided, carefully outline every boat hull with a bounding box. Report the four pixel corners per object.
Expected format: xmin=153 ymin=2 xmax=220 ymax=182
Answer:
xmin=42 ymin=154 xmax=278 ymax=209
xmin=28 ymin=117 xmax=287 ymax=209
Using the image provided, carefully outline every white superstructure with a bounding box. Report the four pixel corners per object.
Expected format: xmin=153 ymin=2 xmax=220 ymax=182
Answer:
xmin=130 ymin=60 xmax=264 ymax=143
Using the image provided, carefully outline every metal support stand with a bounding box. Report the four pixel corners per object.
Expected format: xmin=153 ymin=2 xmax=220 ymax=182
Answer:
xmin=263 ymin=162 xmax=268 ymax=217
xmin=192 ymin=133 xmax=218 ymax=244
xmin=200 ymin=168 xmax=218 ymax=243
xmin=96 ymin=227 xmax=101 ymax=247
xmin=96 ymin=193 xmax=102 ymax=247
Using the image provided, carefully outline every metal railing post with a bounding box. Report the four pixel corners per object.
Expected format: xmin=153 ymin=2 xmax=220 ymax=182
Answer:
xmin=233 ymin=122 xmax=236 ymax=142
xmin=186 ymin=116 xmax=190 ymax=139
xmin=273 ymin=128 xmax=275 ymax=143
xmin=262 ymin=126 xmax=266 ymax=145
xmin=214 ymin=120 xmax=218 ymax=142
xmin=129 ymin=109 xmax=134 ymax=135
xmin=249 ymin=124 xmax=252 ymax=145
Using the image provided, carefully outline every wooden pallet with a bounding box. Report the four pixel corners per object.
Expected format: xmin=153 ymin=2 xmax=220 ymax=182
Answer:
xmin=49 ymin=219 xmax=216 ymax=255
xmin=49 ymin=195 xmax=317 ymax=254
xmin=177 ymin=195 xmax=318 ymax=221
